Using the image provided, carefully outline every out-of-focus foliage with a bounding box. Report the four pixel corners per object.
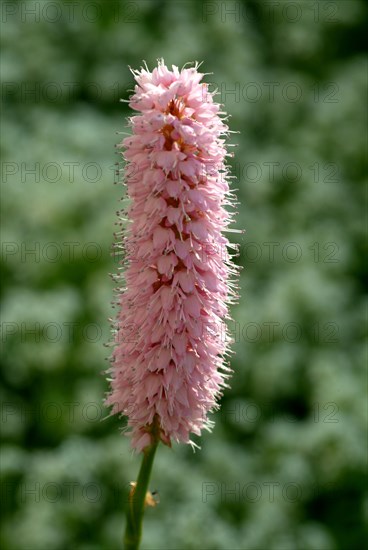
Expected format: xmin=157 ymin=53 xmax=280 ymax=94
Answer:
xmin=1 ymin=1 xmax=367 ymax=549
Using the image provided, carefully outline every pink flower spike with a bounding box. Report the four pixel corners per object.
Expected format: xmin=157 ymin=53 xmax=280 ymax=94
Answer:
xmin=105 ymin=59 xmax=240 ymax=452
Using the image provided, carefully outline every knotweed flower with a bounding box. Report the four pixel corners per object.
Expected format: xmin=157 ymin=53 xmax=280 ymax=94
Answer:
xmin=105 ymin=60 xmax=239 ymax=452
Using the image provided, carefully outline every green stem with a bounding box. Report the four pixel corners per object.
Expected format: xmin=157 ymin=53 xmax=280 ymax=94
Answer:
xmin=124 ymin=437 xmax=159 ymax=550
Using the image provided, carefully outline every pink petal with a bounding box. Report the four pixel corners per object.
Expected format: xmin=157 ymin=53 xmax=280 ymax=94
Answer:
xmin=183 ymin=294 xmax=201 ymax=318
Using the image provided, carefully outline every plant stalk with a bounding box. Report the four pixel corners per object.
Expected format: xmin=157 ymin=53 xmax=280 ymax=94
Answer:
xmin=124 ymin=436 xmax=159 ymax=549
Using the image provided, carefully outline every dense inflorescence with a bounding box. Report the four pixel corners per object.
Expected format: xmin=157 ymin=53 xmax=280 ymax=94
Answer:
xmin=105 ymin=60 xmax=239 ymax=451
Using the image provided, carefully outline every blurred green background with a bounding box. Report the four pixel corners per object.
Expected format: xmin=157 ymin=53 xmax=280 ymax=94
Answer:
xmin=1 ymin=1 xmax=367 ymax=549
